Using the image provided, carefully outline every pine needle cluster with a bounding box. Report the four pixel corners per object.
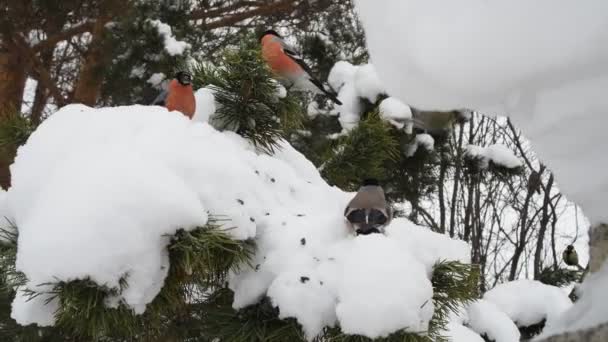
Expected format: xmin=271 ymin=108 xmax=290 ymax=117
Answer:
xmin=191 ymin=36 xmax=302 ymax=154
xmin=321 ymin=111 xmax=400 ymax=191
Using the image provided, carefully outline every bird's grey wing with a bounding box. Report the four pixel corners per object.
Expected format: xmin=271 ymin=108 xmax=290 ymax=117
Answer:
xmin=150 ymin=89 xmax=168 ymax=106
xmin=278 ymin=38 xmax=342 ymax=105
xmin=279 ymin=39 xmax=316 ymax=77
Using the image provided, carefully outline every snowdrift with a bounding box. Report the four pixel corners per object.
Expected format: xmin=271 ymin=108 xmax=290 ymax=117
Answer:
xmin=5 ymin=104 xmax=472 ymax=339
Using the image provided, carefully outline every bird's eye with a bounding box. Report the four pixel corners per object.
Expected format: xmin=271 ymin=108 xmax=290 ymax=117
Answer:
xmin=346 ymin=209 xmax=366 ymax=224
xmin=368 ymin=209 xmax=388 ymax=225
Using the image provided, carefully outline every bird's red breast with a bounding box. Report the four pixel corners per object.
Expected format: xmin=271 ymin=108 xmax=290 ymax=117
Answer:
xmin=165 ymin=79 xmax=195 ymax=119
xmin=261 ymin=35 xmax=303 ymax=78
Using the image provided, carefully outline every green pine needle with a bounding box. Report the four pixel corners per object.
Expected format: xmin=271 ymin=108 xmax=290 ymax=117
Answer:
xmin=191 ymin=35 xmax=303 ymax=154
xmin=322 ymin=111 xmax=400 ymax=191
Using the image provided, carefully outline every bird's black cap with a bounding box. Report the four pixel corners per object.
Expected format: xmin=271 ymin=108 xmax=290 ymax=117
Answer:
xmin=566 ymin=245 xmax=574 ymax=251
xmin=259 ymin=29 xmax=281 ymax=42
xmin=175 ymin=71 xmax=192 ymax=85
xmin=362 ymin=178 xmax=380 ymax=186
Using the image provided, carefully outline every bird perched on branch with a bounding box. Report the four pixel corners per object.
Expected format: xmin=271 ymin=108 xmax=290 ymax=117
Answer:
xmin=527 ymin=170 xmax=542 ymax=194
xmin=344 ymin=178 xmax=392 ymax=235
xmin=259 ymin=29 xmax=342 ymax=105
xmin=151 ymin=71 xmax=196 ymax=119
xmin=563 ymin=245 xmax=582 ymax=269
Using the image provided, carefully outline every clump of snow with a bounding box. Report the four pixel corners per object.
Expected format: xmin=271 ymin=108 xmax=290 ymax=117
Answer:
xmin=267 ymin=271 xmax=337 ymax=340
xmin=269 ymin=79 xmax=287 ymax=99
xmin=192 ymin=87 xmax=216 ymax=123
xmin=405 ymin=133 xmax=435 ymax=157
xmin=129 ymin=65 xmax=146 ymax=79
xmin=7 ymin=103 xmax=473 ymax=338
xmin=484 ymin=279 xmax=572 ymax=328
xmin=147 ymin=72 xmax=165 ymax=87
xmin=445 ymin=322 xmax=485 ymax=342
xmin=466 ymin=144 xmax=521 ymax=169
xmin=327 ymin=62 xmax=389 ymax=131
xmin=537 ymin=260 xmax=608 ymax=339
xmin=467 ymin=299 xmax=521 ymax=342
xmin=353 ymin=64 xmax=385 ymax=103
xmin=11 ymin=288 xmax=58 ymax=327
xmin=379 ymin=97 xmax=412 ymax=129
xmin=327 ymin=61 xmax=358 ymax=92
xmin=148 ymin=20 xmax=191 ymax=56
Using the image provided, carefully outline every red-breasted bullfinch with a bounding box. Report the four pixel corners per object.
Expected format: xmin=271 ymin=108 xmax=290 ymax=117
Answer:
xmin=151 ymin=71 xmax=196 ymax=119
xmin=259 ymin=30 xmax=342 ymax=105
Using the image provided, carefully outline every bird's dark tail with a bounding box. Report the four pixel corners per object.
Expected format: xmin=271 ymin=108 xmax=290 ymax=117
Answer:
xmin=308 ymin=78 xmax=342 ymax=105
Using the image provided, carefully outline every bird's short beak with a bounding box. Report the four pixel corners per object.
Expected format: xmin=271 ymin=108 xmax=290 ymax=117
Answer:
xmin=355 ymin=225 xmax=382 ymax=236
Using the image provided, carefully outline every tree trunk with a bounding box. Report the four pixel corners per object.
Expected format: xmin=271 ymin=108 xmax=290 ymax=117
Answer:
xmin=72 ymin=19 xmax=110 ymax=106
xmin=0 ymin=41 xmax=27 ymax=112
xmin=449 ymin=123 xmax=464 ymax=237
xmin=0 ymin=40 xmax=28 ymax=189
xmin=438 ymin=149 xmax=447 ymax=234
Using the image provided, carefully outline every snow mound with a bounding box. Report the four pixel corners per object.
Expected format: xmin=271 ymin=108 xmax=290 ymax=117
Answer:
xmin=466 ymin=144 xmax=521 ymax=169
xmin=467 ymin=299 xmax=520 ymax=342
xmin=484 ymin=279 xmax=572 ymax=328
xmin=7 ymin=104 xmax=471 ymax=338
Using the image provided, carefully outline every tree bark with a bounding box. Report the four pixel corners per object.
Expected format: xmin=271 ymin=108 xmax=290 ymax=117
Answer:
xmin=0 ymin=40 xmax=28 ymax=189
xmin=72 ymin=19 xmax=110 ymax=106
xmin=0 ymin=40 xmax=27 ymax=113
xmin=438 ymin=150 xmax=447 ymax=234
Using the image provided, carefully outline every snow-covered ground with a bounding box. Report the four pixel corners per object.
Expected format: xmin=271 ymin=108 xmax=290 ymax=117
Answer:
xmin=354 ymin=0 xmax=608 ymax=337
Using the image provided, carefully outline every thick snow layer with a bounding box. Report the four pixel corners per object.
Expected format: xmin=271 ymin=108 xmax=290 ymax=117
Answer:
xmin=467 ymin=299 xmax=520 ymax=342
xmin=233 ymin=216 xmax=469 ymax=339
xmin=445 ymin=322 xmax=484 ymax=342
xmin=538 ymin=260 xmax=608 ymax=339
xmin=466 ymin=144 xmax=522 ymax=169
xmin=7 ymin=104 xmax=471 ymax=337
xmin=148 ymin=20 xmax=191 ymax=56
xmin=484 ymin=279 xmax=572 ymax=328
